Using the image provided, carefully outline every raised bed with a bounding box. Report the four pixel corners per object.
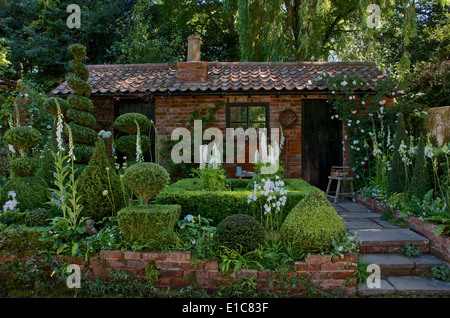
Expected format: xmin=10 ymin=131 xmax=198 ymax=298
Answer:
xmin=356 ymin=194 xmax=450 ymax=263
xmin=0 ymin=250 xmax=358 ymax=296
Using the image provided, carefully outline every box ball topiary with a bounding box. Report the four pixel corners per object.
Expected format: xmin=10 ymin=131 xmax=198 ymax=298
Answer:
xmin=10 ymin=157 xmax=41 ymax=176
xmin=124 ymin=162 xmax=170 ymax=206
xmin=216 ymin=214 xmax=265 ymax=253
xmin=66 ymin=94 xmax=94 ymax=112
xmin=279 ymin=189 xmax=346 ymax=253
xmin=3 ymin=126 xmax=42 ymax=152
xmin=0 ymin=175 xmax=48 ymax=211
xmin=114 ymin=113 xmax=151 ymax=134
xmin=115 ymin=134 xmax=151 ymax=158
xmin=24 ymin=208 xmax=52 ymax=227
xmin=43 ymin=97 xmax=70 ymax=118
xmin=117 ymin=205 xmax=181 ymax=247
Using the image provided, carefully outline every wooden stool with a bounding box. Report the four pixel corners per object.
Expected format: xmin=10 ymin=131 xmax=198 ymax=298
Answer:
xmin=326 ymin=166 xmax=355 ymax=203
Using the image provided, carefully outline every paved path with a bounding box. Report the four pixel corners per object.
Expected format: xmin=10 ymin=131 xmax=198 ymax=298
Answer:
xmin=330 ymin=198 xmax=450 ymax=296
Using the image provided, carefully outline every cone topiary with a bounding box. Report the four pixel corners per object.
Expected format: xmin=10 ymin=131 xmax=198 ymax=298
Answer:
xmin=77 ymin=138 xmax=125 ymax=222
xmin=387 ymin=112 xmax=409 ymax=195
xmin=279 ymin=189 xmax=346 ymax=253
xmin=65 ymin=43 xmax=96 ymax=165
xmin=408 ymin=135 xmax=433 ymax=199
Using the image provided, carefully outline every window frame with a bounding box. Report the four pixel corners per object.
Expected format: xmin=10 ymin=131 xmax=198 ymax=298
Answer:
xmin=225 ymin=103 xmax=270 ymax=133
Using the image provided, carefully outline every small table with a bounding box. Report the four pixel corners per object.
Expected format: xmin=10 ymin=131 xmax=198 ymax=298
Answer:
xmin=325 ymin=166 xmax=355 ymax=203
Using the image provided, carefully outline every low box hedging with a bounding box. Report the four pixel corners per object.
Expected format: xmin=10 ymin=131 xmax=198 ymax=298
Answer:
xmin=117 ymin=204 xmax=181 ymax=246
xmin=155 ymin=178 xmax=317 ymax=225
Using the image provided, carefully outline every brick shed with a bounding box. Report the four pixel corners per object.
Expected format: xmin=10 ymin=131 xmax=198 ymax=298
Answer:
xmin=51 ymin=42 xmax=390 ymax=190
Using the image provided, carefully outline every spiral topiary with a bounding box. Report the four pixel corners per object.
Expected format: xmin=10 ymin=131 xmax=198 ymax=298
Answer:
xmin=43 ymin=97 xmax=70 ymax=119
xmin=114 ymin=113 xmax=151 ymax=160
xmin=123 ymin=162 xmax=170 ymax=206
xmin=65 ymin=43 xmax=96 ymax=165
xmin=216 ymin=214 xmax=265 ymax=253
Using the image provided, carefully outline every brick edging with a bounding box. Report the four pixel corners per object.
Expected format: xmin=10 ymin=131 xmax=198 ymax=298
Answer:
xmin=0 ymin=250 xmax=358 ymax=296
xmin=356 ymin=194 xmax=450 ymax=263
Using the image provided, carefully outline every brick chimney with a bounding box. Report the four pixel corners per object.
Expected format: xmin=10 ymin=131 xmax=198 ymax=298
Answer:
xmin=176 ymin=35 xmax=209 ymax=83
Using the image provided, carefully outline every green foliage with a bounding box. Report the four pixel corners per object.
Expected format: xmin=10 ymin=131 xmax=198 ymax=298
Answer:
xmin=123 ymin=162 xmax=170 ymax=206
xmin=431 ymin=263 xmax=450 ymax=282
xmin=66 ymin=95 xmax=94 ymax=112
xmin=216 ymin=214 xmax=265 ymax=254
xmin=65 ymin=122 xmax=97 ymax=146
xmin=117 ymin=204 xmax=181 ymax=247
xmin=72 ymin=143 xmax=95 ymax=164
xmin=66 ymin=108 xmax=96 ymax=128
xmin=24 ymin=208 xmax=52 ymax=227
xmin=0 ymin=175 xmax=47 ymax=211
xmin=114 ymin=134 xmax=151 ymax=158
xmin=387 ymin=112 xmax=409 ymax=195
xmin=408 ymin=135 xmax=433 ymax=199
xmin=177 ymin=214 xmax=217 ymax=259
xmin=43 ymin=97 xmax=69 ymax=119
xmin=68 ymin=60 xmax=89 ymax=81
xmin=9 ymin=157 xmax=40 ymax=176
xmin=66 ymin=73 xmax=92 ymax=97
xmin=114 ymin=113 xmax=151 ymax=134
xmin=156 ymin=178 xmax=316 ymax=225
xmin=68 ymin=44 xmax=87 ymax=62
xmin=191 ymin=166 xmax=230 ymax=191
xmin=3 ymin=126 xmax=42 ymax=155
xmin=77 ymin=138 xmax=124 ymax=222
xmin=401 ymin=244 xmax=422 ymax=258
xmin=279 ymin=190 xmax=347 ymax=253
xmin=0 ymin=224 xmax=51 ymax=254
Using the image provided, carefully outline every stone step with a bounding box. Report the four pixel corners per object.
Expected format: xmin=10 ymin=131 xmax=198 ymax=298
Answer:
xmin=360 ymin=253 xmax=443 ymax=277
xmin=350 ymin=228 xmax=430 ymax=254
xmin=358 ymin=276 xmax=450 ymax=296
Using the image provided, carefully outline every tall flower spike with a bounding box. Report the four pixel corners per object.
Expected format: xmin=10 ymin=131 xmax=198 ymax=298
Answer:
xmin=56 ymin=102 xmax=64 ymax=153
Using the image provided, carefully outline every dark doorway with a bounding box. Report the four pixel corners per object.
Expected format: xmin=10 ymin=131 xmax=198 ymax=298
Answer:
xmin=114 ymin=99 xmax=156 ymax=162
xmin=301 ymin=99 xmax=343 ymax=190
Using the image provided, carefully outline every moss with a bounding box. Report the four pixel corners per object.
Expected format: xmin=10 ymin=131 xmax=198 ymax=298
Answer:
xmin=216 ymin=214 xmax=265 ymax=253
xmin=279 ymin=190 xmax=346 ymax=253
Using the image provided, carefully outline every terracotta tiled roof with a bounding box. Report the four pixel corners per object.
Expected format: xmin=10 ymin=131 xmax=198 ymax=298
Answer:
xmin=50 ymin=61 xmax=388 ymax=96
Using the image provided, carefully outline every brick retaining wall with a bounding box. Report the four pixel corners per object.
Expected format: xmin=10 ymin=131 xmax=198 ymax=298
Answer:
xmin=0 ymin=250 xmax=358 ymax=296
xmin=356 ymin=195 xmax=450 ymax=263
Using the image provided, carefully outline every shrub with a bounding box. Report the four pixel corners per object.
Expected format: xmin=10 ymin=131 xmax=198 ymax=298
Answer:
xmin=9 ymin=157 xmax=41 ymax=176
xmin=114 ymin=113 xmax=151 ymax=134
xmin=387 ymin=112 xmax=409 ymax=195
xmin=0 ymin=225 xmax=51 ymax=254
xmin=43 ymin=97 xmax=69 ymax=118
xmin=68 ymin=43 xmax=87 ymax=61
xmin=66 ymin=108 xmax=96 ymax=128
xmin=117 ymin=205 xmax=180 ymax=247
xmin=156 ymin=178 xmax=316 ymax=225
xmin=3 ymin=126 xmax=41 ymax=154
xmin=66 ymin=94 xmax=94 ymax=112
xmin=114 ymin=134 xmax=151 ymax=158
xmin=77 ymin=138 xmax=124 ymax=222
xmin=72 ymin=143 xmax=95 ymax=164
xmin=408 ymin=135 xmax=433 ymax=199
xmin=279 ymin=189 xmax=347 ymax=253
xmin=24 ymin=208 xmax=52 ymax=227
xmin=65 ymin=122 xmax=97 ymax=146
xmin=124 ymin=162 xmax=170 ymax=206
xmin=216 ymin=214 xmax=265 ymax=253
xmin=0 ymin=176 xmax=47 ymax=211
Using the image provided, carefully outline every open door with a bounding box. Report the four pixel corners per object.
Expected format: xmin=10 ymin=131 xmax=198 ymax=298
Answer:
xmin=301 ymin=99 xmax=342 ymax=190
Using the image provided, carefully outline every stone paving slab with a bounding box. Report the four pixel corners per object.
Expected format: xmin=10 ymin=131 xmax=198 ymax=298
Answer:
xmin=343 ymin=219 xmax=383 ymax=230
xmin=358 ymin=276 xmax=450 ymax=296
xmin=349 ymin=228 xmax=429 ymax=244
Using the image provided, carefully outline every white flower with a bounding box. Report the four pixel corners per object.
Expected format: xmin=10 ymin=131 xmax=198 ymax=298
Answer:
xmin=379 ymin=100 xmax=386 ymax=105
xmin=7 ymin=191 xmax=16 ymax=199
xmin=185 ymin=214 xmax=194 ymax=222
xmin=102 ymin=190 xmax=108 ymax=196
xmin=8 ymin=144 xmax=15 ymax=154
xmin=361 ymin=101 xmax=365 ymax=105
xmin=341 ymin=80 xmax=348 ymax=87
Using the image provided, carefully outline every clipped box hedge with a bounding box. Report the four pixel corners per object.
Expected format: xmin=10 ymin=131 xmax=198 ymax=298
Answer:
xmin=155 ymin=178 xmax=318 ymax=225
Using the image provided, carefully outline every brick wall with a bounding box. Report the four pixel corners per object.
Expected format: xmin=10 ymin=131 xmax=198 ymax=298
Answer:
xmin=0 ymin=250 xmax=357 ymax=296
